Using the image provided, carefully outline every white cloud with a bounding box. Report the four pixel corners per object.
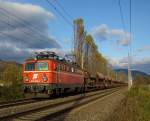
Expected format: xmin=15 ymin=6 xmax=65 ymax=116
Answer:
xmin=1 ymin=1 xmax=54 ymax=19
xmin=107 ymin=56 xmax=150 ymax=74
xmin=111 ymin=29 xmax=125 ymax=36
xmin=138 ymin=45 xmax=150 ymax=52
xmin=91 ymin=24 xmax=109 ymax=41
xmin=107 ymin=56 xmax=128 ymax=68
xmin=0 ymin=1 xmax=60 ymax=62
xmin=91 ymin=24 xmax=131 ymax=46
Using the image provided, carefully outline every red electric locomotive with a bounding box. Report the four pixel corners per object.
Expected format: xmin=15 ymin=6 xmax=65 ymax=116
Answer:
xmin=23 ymin=51 xmax=84 ymax=96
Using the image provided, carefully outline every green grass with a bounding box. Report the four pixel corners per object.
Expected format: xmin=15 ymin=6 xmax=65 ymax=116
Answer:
xmin=107 ymin=85 xmax=150 ymax=121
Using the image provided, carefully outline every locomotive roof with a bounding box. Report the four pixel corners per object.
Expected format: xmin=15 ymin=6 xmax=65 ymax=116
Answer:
xmin=25 ymin=51 xmax=80 ymax=68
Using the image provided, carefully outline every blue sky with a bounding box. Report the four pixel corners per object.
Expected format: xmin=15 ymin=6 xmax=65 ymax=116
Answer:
xmin=14 ymin=0 xmax=149 ymax=56
xmin=0 ymin=0 xmax=150 ymax=74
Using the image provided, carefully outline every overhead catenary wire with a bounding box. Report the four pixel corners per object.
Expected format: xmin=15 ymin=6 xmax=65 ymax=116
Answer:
xmin=0 ymin=7 xmax=51 ymax=41
xmin=0 ymin=1 xmax=74 ymax=54
xmin=118 ymin=0 xmax=126 ymax=32
xmin=54 ymin=0 xmax=74 ymax=20
xmin=45 ymin=0 xmax=74 ymax=55
xmin=0 ymin=1 xmax=75 ymax=56
xmin=0 ymin=19 xmax=43 ymax=42
xmin=0 ymin=31 xmax=27 ymax=44
xmin=46 ymin=0 xmax=74 ymax=28
xmin=118 ymin=0 xmax=132 ymax=54
xmin=129 ymin=0 xmax=132 ymax=55
xmin=53 ymin=0 xmax=75 ymax=53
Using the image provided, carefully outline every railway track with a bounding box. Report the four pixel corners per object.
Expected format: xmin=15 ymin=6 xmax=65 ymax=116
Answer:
xmin=36 ymin=88 xmax=121 ymax=121
xmin=0 ymin=87 xmax=124 ymax=121
xmin=0 ymin=98 xmax=42 ymax=109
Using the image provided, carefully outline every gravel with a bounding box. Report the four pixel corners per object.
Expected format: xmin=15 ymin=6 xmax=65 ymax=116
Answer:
xmin=50 ymin=88 xmax=127 ymax=121
xmin=0 ymin=88 xmax=118 ymax=119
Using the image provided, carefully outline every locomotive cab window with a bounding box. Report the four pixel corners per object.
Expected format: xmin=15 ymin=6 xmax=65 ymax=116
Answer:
xmin=37 ymin=62 xmax=48 ymax=71
xmin=25 ymin=62 xmax=35 ymax=71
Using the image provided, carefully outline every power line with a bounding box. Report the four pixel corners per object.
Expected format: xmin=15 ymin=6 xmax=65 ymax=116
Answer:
xmin=0 ymin=7 xmax=47 ymax=37
xmin=129 ymin=0 xmax=132 ymax=55
xmin=129 ymin=0 xmax=132 ymax=71
xmin=0 ymin=31 xmax=26 ymax=44
xmin=46 ymin=0 xmax=73 ymax=28
xmin=54 ymin=0 xmax=74 ymax=20
xmin=0 ymin=7 xmax=50 ymax=41
xmin=53 ymin=0 xmax=75 ymax=53
xmin=118 ymin=0 xmax=126 ymax=32
xmin=0 ymin=19 xmax=42 ymax=42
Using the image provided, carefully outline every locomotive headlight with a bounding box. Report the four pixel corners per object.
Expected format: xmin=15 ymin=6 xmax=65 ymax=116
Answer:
xmin=42 ymin=74 xmax=48 ymax=82
xmin=24 ymin=77 xmax=29 ymax=82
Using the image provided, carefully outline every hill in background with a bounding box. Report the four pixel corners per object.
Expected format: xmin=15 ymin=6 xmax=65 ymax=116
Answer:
xmin=114 ymin=69 xmax=150 ymax=84
xmin=114 ymin=69 xmax=149 ymax=77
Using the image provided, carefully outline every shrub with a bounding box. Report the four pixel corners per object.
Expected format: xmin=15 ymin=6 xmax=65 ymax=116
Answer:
xmin=0 ymin=83 xmax=24 ymax=102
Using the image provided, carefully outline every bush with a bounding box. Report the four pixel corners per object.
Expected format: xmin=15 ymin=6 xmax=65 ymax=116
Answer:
xmin=0 ymin=83 xmax=24 ymax=102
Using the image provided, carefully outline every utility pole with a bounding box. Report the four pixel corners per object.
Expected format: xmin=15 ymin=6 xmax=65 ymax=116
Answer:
xmin=128 ymin=0 xmax=133 ymax=90
xmin=128 ymin=53 xmax=132 ymax=90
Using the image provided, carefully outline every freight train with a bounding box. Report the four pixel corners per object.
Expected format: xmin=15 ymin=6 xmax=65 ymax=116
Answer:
xmin=23 ymin=51 xmax=126 ymax=97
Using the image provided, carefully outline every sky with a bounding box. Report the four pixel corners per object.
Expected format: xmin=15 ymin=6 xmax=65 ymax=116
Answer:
xmin=0 ymin=0 xmax=150 ymax=74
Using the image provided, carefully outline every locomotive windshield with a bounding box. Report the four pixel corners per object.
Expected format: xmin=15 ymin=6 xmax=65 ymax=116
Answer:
xmin=37 ymin=62 xmax=48 ymax=71
xmin=25 ymin=62 xmax=35 ymax=71
xmin=25 ymin=62 xmax=48 ymax=71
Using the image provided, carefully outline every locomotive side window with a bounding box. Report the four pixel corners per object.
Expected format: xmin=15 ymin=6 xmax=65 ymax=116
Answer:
xmin=37 ymin=62 xmax=48 ymax=71
xmin=25 ymin=63 xmax=35 ymax=71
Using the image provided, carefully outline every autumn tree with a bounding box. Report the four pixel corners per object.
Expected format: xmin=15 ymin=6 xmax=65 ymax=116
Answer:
xmin=3 ymin=64 xmax=22 ymax=85
xmin=73 ymin=18 xmax=127 ymax=82
xmin=74 ymin=18 xmax=86 ymax=66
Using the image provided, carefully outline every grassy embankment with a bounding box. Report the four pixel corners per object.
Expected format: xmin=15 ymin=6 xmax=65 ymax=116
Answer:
xmin=108 ymin=85 xmax=150 ymax=121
